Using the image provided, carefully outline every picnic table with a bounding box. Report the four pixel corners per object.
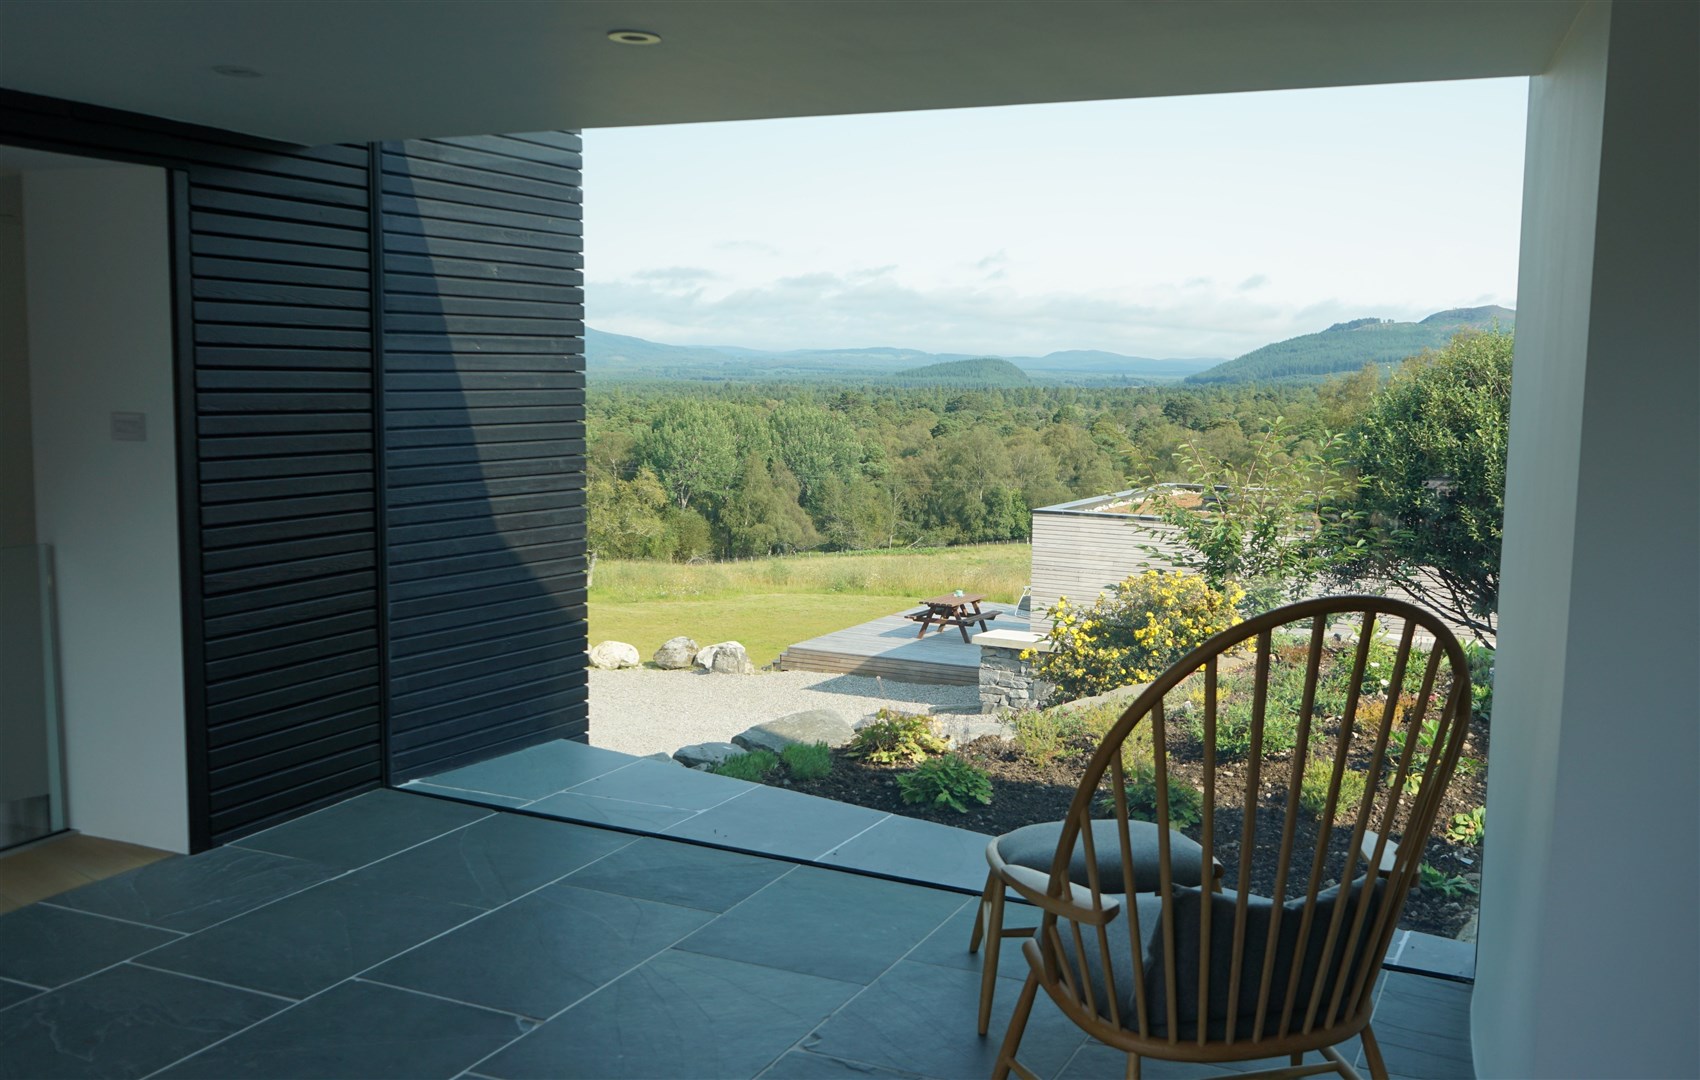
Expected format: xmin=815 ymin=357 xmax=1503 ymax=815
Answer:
xmin=905 ymin=592 xmax=999 ymax=642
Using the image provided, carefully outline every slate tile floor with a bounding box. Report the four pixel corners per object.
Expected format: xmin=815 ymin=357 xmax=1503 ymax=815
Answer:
xmin=412 ymin=739 xmax=1475 ymax=981
xmin=0 ymin=790 xmax=1471 ymax=1079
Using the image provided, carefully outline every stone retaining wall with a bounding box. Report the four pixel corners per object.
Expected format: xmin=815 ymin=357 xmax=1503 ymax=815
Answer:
xmin=975 ymin=630 xmax=1053 ymax=714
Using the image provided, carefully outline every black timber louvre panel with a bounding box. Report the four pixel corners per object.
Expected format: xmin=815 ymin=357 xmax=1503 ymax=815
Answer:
xmin=192 ymin=146 xmax=386 ymax=843
xmin=379 ymin=134 xmax=589 ymax=780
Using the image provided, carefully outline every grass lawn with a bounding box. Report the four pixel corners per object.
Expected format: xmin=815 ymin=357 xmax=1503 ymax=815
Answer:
xmin=589 ymin=592 xmax=921 ymax=668
xmin=588 ymin=543 xmax=1030 ymax=667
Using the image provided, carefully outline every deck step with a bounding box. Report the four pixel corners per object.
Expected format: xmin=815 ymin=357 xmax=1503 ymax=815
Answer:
xmin=775 ymin=648 xmax=980 ymax=686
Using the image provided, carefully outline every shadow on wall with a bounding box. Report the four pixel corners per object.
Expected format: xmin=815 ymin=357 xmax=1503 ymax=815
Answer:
xmin=378 ymin=135 xmax=590 ymax=782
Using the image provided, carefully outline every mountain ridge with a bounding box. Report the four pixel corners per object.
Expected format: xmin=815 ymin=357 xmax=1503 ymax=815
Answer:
xmin=1185 ymin=305 xmax=1515 ymax=385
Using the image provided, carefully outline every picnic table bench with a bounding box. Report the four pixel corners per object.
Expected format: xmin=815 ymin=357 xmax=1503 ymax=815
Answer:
xmin=905 ymin=592 xmax=999 ymax=642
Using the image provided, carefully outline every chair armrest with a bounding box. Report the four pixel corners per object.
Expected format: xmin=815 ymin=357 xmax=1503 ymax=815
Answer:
xmin=1001 ymin=864 xmax=1122 ymax=926
xmin=1360 ymin=830 xmax=1398 ymax=876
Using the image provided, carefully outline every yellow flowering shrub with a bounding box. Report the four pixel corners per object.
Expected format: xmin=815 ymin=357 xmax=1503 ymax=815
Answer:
xmin=1026 ymin=571 xmax=1242 ymax=702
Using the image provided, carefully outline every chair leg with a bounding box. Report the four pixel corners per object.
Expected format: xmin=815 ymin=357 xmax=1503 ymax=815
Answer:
xmin=969 ymin=871 xmax=995 ymax=953
xmin=977 ymin=881 xmax=1007 ymax=1035
xmin=1360 ymin=1024 xmax=1389 ymax=1080
xmin=1124 ymin=1052 xmax=1141 ymax=1080
xmin=991 ymin=967 xmax=1040 ymax=1080
xmin=1290 ymin=1053 xmax=1304 ymax=1066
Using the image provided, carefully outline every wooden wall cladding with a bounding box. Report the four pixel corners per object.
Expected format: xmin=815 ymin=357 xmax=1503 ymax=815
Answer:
xmin=378 ymin=134 xmax=589 ymax=780
xmin=0 ymin=91 xmax=590 ymax=846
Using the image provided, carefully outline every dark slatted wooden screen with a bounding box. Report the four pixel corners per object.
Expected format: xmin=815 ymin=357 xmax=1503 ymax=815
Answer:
xmin=190 ymin=148 xmax=386 ymax=842
xmin=378 ymin=134 xmax=589 ymax=780
xmin=0 ymin=92 xmax=590 ymax=846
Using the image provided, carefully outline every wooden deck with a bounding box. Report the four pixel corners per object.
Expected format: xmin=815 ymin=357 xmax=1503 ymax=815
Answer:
xmin=776 ymin=602 xmax=1026 ymax=685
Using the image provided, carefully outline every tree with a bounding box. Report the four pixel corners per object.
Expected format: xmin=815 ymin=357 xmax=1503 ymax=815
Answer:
xmin=640 ymin=400 xmax=738 ymax=511
xmin=1325 ymin=330 xmax=1512 ymax=642
xmin=586 ymin=467 xmax=674 ymax=559
xmin=720 ymin=455 xmax=820 ymax=557
xmin=1146 ymin=417 xmax=1355 ymax=614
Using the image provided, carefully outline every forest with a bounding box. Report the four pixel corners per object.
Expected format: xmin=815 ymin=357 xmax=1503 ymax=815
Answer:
xmin=586 ymin=366 xmax=1385 ymax=561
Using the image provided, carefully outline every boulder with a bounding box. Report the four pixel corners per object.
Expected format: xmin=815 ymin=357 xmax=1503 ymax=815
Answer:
xmin=695 ymin=640 xmax=754 ymax=675
xmin=588 ymin=640 xmax=641 ymax=670
xmin=642 ymin=751 xmax=682 ymax=765
xmin=934 ymin=715 xmax=1015 ymax=746
xmin=672 ymin=742 xmax=746 ymax=769
xmin=733 ymin=709 xmax=855 ymax=754
xmin=652 ymin=636 xmax=699 ymax=670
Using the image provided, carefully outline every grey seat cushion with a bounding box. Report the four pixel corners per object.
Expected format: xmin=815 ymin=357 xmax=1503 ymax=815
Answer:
xmin=1058 ymin=877 xmax=1388 ymax=1040
xmin=996 ymin=819 xmax=1218 ymax=890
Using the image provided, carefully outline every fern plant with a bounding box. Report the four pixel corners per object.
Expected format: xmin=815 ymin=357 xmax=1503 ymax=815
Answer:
xmin=897 ymin=754 xmax=993 ymax=813
xmin=847 ymin=710 xmax=948 ymax=765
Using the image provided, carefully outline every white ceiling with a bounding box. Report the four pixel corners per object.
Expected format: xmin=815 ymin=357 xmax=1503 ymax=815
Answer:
xmin=0 ymin=1 xmax=1581 ymax=146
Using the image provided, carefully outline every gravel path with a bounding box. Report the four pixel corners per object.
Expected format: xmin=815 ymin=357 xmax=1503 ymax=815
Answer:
xmin=586 ymin=667 xmax=981 ymax=758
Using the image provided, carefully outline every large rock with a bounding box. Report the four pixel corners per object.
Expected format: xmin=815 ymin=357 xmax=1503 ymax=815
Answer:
xmin=695 ymin=641 xmax=754 ymax=675
xmin=672 ymin=742 xmax=746 ymax=769
xmin=589 ymin=640 xmax=641 ymax=670
xmin=652 ymin=636 xmax=699 ymax=670
xmin=733 ymin=709 xmax=855 ymax=754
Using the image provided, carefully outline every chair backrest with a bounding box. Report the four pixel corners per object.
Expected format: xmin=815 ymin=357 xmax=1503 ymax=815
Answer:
xmin=1032 ymin=595 xmax=1473 ymax=1054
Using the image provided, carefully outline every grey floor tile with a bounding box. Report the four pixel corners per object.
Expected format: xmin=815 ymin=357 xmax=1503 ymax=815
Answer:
xmin=141 ymin=877 xmax=483 ymax=999
xmin=761 ymin=1049 xmax=932 ymax=1079
xmin=0 ymin=903 xmax=179 ymax=988
xmin=562 ymin=835 xmax=792 ymax=912
xmin=159 ymin=979 xmax=531 ymax=1080
xmin=429 ymin=740 xmax=639 ymax=802
xmin=0 ymin=977 xmax=41 ymax=1010
xmin=1391 ymin=930 xmax=1476 ymax=980
xmin=802 ymin=960 xmax=1087 ymax=1080
xmin=479 ymin=949 xmax=861 ymax=1080
xmin=234 ymin=790 xmax=491 ymax=871
xmin=905 ymin=898 xmax=1040 ymax=983
xmin=676 ymin=865 xmax=966 ymax=985
xmin=819 ymin=815 xmax=991 ymax=893
xmin=0 ymin=963 xmax=283 ymax=1080
xmin=1056 ymin=1042 xmax=1249 ymax=1079
xmin=525 ymin=790 xmax=701 ymax=831
xmin=51 ymin=846 xmax=338 ymax=933
xmin=566 ymin=759 xmax=755 ymax=811
xmin=366 ymin=883 xmax=714 ymax=1019
xmin=341 ymin=813 xmax=631 ymax=910
xmin=666 ymin=784 xmax=890 ymax=861
xmin=403 ymin=782 xmax=532 ymax=808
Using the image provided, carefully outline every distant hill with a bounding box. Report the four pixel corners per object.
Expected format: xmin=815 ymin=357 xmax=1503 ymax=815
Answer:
xmin=1185 ymin=306 xmax=1515 ymax=385
xmin=585 ymin=328 xmax=1218 ymax=385
xmin=893 ymin=357 xmax=1032 ymax=387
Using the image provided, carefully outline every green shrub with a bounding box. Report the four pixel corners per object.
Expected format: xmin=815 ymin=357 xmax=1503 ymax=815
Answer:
xmin=846 ymin=709 xmax=949 ymax=765
xmin=897 ymin=754 xmax=993 ymax=813
xmin=1009 ymin=705 xmax=1109 ymax=765
xmin=1184 ymin=676 xmax=1299 ymax=760
xmin=1418 ymin=862 xmax=1477 ymax=899
xmin=1464 ymin=641 xmax=1495 ymax=722
xmin=712 ymin=749 xmax=778 ymax=782
xmin=1027 ymin=571 xmax=1242 ymax=702
xmin=1094 ymin=762 xmax=1204 ymax=830
xmin=781 ymin=741 xmax=833 ymax=781
xmin=1299 ymin=752 xmax=1366 ymax=819
xmin=1445 ymin=806 xmax=1485 ymax=846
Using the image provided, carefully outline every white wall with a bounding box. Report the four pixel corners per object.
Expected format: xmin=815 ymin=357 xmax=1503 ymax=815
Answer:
xmin=23 ymin=165 xmax=187 ymax=854
xmin=1476 ymin=2 xmax=1699 ymax=1076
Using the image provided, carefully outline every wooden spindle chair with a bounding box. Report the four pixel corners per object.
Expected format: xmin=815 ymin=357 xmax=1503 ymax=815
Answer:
xmin=991 ymin=596 xmax=1473 ymax=1080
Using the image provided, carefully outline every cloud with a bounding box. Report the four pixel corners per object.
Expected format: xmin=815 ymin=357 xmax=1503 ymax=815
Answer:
xmin=633 ymin=266 xmax=720 ymax=283
xmin=585 ymin=268 xmax=1428 ymax=359
xmin=713 ymin=240 xmax=782 ymax=255
xmin=1238 ymin=274 xmax=1270 ymax=291
xmin=974 ymin=250 xmax=1008 ymax=270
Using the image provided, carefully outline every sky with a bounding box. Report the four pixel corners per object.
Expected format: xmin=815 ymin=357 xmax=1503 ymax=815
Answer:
xmin=583 ymin=78 xmax=1528 ymax=361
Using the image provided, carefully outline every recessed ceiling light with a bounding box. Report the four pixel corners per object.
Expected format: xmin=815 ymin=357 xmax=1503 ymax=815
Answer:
xmin=211 ymin=65 xmax=263 ymax=78
xmin=607 ymin=29 xmax=661 ymax=45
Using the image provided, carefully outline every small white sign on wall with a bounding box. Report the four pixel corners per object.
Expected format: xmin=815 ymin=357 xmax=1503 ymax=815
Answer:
xmin=110 ymin=411 xmax=147 ymax=441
